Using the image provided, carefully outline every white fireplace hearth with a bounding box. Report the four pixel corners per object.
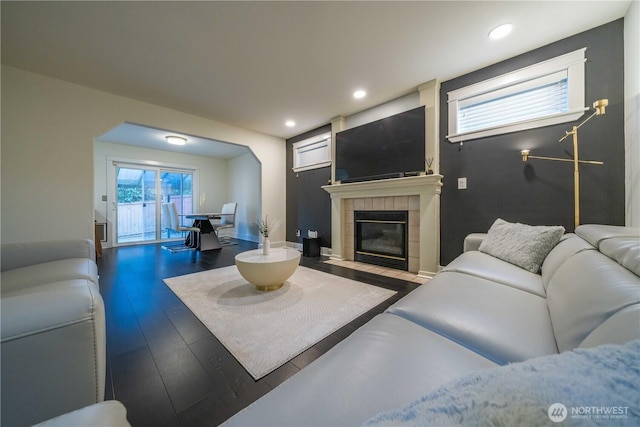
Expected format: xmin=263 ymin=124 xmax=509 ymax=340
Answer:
xmin=322 ymin=174 xmax=442 ymax=278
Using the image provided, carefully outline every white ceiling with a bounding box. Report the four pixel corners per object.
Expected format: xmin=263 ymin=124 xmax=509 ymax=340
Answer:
xmin=97 ymin=122 xmax=251 ymax=159
xmin=1 ymin=0 xmax=631 ymax=150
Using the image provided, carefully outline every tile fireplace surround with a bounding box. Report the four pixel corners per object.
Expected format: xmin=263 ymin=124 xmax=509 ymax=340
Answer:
xmin=322 ymin=175 xmax=442 ymax=278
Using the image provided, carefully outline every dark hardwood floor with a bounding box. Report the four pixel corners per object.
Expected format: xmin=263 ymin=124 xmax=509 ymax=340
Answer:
xmin=98 ymin=240 xmax=420 ymax=426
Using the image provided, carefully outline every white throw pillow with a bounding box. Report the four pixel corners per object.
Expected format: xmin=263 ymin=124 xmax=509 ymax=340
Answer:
xmin=478 ymin=218 xmax=565 ymax=273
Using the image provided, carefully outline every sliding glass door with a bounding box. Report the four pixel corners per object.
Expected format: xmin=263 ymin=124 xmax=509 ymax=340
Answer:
xmin=115 ymin=164 xmax=195 ymax=244
xmin=116 ymin=167 xmax=157 ymax=243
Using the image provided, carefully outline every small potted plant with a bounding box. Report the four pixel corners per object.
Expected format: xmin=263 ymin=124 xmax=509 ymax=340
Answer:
xmin=425 ymin=157 xmax=434 ymax=175
xmin=255 ymin=216 xmax=275 ymax=255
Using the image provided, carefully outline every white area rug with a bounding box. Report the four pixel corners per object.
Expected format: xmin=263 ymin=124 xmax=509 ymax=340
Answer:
xmin=164 ymin=265 xmax=396 ymax=379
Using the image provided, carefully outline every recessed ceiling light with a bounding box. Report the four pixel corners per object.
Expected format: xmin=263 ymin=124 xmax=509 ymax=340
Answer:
xmin=489 ymin=23 xmax=513 ymax=40
xmin=285 ymin=120 xmax=296 ymax=127
xmin=165 ymin=136 xmax=187 ymax=146
xmin=353 ymin=90 xmax=367 ymax=99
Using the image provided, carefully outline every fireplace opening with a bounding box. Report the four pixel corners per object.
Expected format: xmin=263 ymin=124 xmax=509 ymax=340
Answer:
xmin=355 ymin=210 xmax=408 ymax=271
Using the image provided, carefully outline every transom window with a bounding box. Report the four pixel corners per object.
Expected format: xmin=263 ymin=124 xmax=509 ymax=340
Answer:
xmin=447 ymin=48 xmax=586 ymax=143
xmin=292 ymin=133 xmax=332 ymax=173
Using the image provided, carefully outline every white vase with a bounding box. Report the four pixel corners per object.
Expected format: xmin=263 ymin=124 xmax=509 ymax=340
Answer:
xmin=262 ymin=237 xmax=270 ymax=255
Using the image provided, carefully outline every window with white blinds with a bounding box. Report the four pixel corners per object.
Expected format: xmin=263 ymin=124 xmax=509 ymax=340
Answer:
xmin=292 ymin=133 xmax=332 ymax=173
xmin=447 ymin=48 xmax=586 ymax=143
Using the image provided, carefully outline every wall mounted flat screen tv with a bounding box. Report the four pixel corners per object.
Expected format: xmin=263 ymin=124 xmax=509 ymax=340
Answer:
xmin=335 ymin=106 xmax=425 ymax=183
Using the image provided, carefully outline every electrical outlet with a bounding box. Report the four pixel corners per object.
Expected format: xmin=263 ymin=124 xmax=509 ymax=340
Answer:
xmin=101 ymin=195 xmax=108 ymax=201
xmin=296 ymin=229 xmax=300 ymax=237
xmin=458 ymin=177 xmax=467 ymax=190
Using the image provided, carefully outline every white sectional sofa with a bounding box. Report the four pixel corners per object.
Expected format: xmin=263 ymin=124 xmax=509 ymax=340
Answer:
xmin=225 ymin=224 xmax=640 ymax=426
xmin=1 ymin=240 xmax=129 ymax=427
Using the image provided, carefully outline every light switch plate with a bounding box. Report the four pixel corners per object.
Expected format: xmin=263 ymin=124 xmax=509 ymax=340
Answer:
xmin=458 ymin=177 xmax=467 ymax=190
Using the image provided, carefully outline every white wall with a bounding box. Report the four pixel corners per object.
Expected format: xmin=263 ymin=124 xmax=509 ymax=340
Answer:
xmin=227 ymin=152 xmax=262 ymax=242
xmin=625 ymin=1 xmax=639 ymax=227
xmin=94 ymin=140 xmax=236 ymax=247
xmin=1 ymin=65 xmax=286 ymax=245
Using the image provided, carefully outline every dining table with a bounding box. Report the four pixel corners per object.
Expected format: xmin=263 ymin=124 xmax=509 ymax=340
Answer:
xmin=184 ymin=213 xmax=222 ymax=251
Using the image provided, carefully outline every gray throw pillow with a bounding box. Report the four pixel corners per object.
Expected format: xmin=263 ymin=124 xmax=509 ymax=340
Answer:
xmin=478 ymin=218 xmax=565 ymax=273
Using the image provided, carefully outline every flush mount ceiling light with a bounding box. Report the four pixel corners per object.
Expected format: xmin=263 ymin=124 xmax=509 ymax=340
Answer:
xmin=285 ymin=120 xmax=296 ymax=127
xmin=353 ymin=90 xmax=367 ymax=99
xmin=489 ymin=23 xmax=513 ymax=40
xmin=165 ymin=136 xmax=187 ymax=146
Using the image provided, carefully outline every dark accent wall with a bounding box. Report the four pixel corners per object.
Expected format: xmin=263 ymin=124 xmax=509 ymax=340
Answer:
xmin=439 ymin=19 xmax=625 ymax=265
xmin=286 ymin=124 xmax=332 ymax=248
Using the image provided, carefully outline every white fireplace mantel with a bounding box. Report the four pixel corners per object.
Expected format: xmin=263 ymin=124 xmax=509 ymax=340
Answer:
xmin=322 ymin=174 xmax=442 ymax=278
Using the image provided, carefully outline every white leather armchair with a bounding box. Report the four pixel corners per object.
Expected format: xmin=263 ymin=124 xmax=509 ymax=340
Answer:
xmin=0 ymin=240 xmax=120 ymax=426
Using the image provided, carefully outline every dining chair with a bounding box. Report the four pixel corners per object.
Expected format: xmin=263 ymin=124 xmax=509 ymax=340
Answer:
xmin=164 ymin=202 xmax=200 ymax=248
xmin=212 ymin=202 xmax=237 ymax=244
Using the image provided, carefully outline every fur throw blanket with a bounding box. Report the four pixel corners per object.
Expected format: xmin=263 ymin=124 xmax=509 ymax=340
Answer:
xmin=365 ymin=340 xmax=639 ymax=426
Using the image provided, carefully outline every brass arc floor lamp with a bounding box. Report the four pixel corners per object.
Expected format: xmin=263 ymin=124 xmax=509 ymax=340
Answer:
xmin=520 ymin=99 xmax=607 ymax=228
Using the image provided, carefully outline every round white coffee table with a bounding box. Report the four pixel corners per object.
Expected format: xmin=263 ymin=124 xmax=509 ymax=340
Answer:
xmin=235 ymin=248 xmax=301 ymax=291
